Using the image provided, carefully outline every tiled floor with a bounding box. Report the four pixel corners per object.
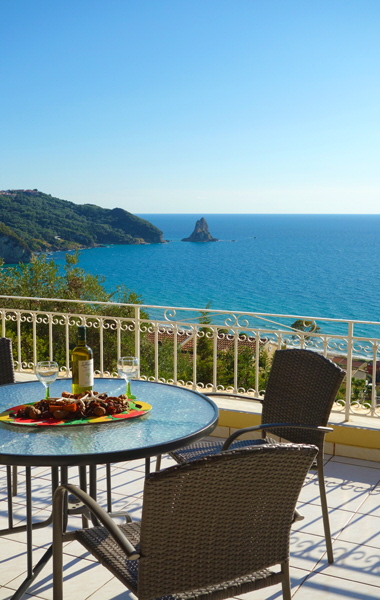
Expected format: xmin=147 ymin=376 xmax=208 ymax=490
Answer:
xmin=1 ymin=451 xmax=380 ymax=600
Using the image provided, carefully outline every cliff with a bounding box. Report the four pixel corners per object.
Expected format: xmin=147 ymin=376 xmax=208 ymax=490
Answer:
xmin=0 ymin=189 xmax=164 ymax=263
xmin=182 ymin=217 xmax=218 ymax=242
xmin=0 ymin=222 xmax=32 ymax=264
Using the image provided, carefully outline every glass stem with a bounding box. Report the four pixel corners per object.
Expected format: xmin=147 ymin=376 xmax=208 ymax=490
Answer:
xmin=126 ymin=381 xmax=131 ymax=398
xmin=45 ymin=385 xmax=50 ymax=399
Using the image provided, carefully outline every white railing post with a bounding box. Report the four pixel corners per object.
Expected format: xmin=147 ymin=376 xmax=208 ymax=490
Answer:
xmin=192 ymin=326 xmax=197 ymax=390
xmin=370 ymin=344 xmax=378 ymax=416
xmin=1 ymin=310 xmax=5 ymax=337
xmin=345 ymin=322 xmax=354 ymax=422
xmin=135 ymin=306 xmax=140 ymax=366
xmin=117 ymin=319 xmax=121 ymax=361
xmin=234 ymin=331 xmax=238 ymax=393
xmin=213 ymin=328 xmax=218 ymax=392
xmin=154 ymin=323 xmax=159 ymax=382
xmin=99 ymin=317 xmax=104 ymax=376
xmin=17 ymin=312 xmax=22 ymax=370
xmin=255 ymin=334 xmax=260 ymax=397
xmin=49 ymin=315 xmax=53 ymax=361
xmin=32 ymin=314 xmax=37 ymax=367
xmin=173 ymin=325 xmax=178 ymax=385
xmin=65 ymin=318 xmax=70 ymax=375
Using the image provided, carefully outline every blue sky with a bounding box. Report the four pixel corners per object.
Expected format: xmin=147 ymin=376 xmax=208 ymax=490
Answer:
xmin=1 ymin=0 xmax=379 ymax=213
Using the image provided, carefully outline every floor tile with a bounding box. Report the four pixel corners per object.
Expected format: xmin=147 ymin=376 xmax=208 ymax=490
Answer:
xmin=292 ymin=502 xmax=355 ymax=539
xmin=356 ymin=483 xmax=380 ymax=517
xmin=291 ymin=570 xmax=380 ymax=599
xmin=323 ymin=460 xmax=380 ymax=486
xmin=330 ymin=455 xmax=380 ymax=470
xmin=8 ymin=552 xmax=114 ymax=600
xmin=298 ymin=466 xmax=375 ymax=512
xmin=0 ymin=539 xmax=47 ymax=588
xmin=95 ymin=469 xmax=145 ymax=497
xmin=312 ymin=538 xmax=380 ymax=587
xmin=336 ymin=512 xmax=380 ymax=548
xmin=0 ymin=587 xmax=37 ymax=600
xmin=289 ymin=531 xmax=330 ymax=572
xmin=86 ymin=579 xmax=137 ymax=600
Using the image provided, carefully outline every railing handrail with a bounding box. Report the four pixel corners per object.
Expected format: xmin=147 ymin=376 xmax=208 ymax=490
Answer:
xmin=2 ymin=294 xmax=380 ymax=326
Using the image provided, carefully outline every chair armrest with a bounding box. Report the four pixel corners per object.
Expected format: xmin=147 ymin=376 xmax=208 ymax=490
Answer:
xmin=53 ymin=483 xmax=140 ymax=560
xmin=222 ymin=423 xmax=333 ymax=451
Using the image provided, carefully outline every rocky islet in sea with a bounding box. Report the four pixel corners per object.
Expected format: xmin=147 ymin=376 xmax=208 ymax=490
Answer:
xmin=181 ymin=217 xmax=218 ymax=242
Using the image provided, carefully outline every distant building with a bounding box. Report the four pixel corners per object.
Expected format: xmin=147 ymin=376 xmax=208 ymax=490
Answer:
xmin=332 ymin=356 xmax=368 ymax=381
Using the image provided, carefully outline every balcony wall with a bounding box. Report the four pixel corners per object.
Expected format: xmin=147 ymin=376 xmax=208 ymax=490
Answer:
xmin=208 ymin=396 xmax=380 ymax=462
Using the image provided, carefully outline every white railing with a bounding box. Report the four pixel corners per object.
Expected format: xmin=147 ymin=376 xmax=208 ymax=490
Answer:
xmin=1 ymin=295 xmax=380 ymax=421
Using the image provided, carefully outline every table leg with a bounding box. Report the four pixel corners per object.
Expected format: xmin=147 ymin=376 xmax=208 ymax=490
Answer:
xmin=6 ymin=465 xmax=13 ymax=529
xmin=89 ymin=464 xmax=97 ymax=500
xmin=106 ymin=463 xmax=112 ymax=512
xmin=52 ymin=466 xmax=59 ymax=495
xmin=60 ymin=466 xmax=69 ymax=531
xmin=79 ymin=466 xmax=89 ymax=528
xmin=12 ymin=465 xmax=18 ymax=496
xmin=26 ymin=467 xmax=33 ymax=577
xmin=88 ymin=464 xmax=101 ymax=526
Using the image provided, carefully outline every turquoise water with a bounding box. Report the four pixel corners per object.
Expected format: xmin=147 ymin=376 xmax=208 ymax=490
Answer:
xmin=51 ymin=214 xmax=380 ymax=338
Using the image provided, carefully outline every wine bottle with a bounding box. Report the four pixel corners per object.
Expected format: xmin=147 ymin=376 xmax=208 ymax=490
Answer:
xmin=71 ymin=325 xmax=94 ymax=394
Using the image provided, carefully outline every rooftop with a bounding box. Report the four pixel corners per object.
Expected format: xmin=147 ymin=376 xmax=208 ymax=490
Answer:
xmin=1 ymin=446 xmax=379 ymax=600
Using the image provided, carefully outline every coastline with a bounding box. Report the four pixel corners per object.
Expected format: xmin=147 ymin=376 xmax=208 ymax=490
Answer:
xmin=4 ymin=214 xmax=380 ymax=340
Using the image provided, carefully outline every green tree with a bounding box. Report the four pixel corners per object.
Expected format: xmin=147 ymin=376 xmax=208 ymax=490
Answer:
xmin=291 ymin=319 xmax=321 ymax=339
xmin=194 ymin=306 xmax=224 ymax=386
xmin=0 ymin=189 xmax=163 ymax=253
xmin=0 ymin=252 xmax=148 ymax=370
xmin=219 ymin=345 xmax=272 ymax=392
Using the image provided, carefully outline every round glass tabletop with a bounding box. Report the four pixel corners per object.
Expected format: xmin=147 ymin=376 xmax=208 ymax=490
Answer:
xmin=0 ymin=378 xmax=218 ymax=466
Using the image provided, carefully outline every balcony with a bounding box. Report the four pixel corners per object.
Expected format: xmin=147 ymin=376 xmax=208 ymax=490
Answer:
xmin=1 ymin=297 xmax=380 ymax=598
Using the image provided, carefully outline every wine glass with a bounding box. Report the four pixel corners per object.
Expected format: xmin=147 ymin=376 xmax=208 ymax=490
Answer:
xmin=35 ymin=361 xmax=59 ymax=399
xmin=117 ymin=356 xmax=139 ymax=398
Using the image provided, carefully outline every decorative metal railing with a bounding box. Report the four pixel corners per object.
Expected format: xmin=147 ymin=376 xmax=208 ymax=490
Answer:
xmin=1 ymin=295 xmax=380 ymax=421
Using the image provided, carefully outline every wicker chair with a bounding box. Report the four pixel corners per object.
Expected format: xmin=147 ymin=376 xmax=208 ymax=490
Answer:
xmin=53 ymin=443 xmax=318 ymax=600
xmin=0 ymin=337 xmax=18 ymax=497
xmin=0 ymin=337 xmax=15 ymax=385
xmin=168 ymin=348 xmax=346 ymax=564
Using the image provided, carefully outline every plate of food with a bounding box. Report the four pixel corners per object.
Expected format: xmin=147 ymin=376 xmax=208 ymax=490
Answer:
xmin=0 ymin=390 xmax=152 ymax=427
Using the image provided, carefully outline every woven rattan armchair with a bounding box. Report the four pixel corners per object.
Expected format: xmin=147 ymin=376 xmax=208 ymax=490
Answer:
xmin=0 ymin=337 xmax=18 ymax=497
xmin=53 ymin=443 xmax=318 ymax=600
xmin=0 ymin=337 xmax=15 ymax=385
xmin=168 ymin=348 xmax=346 ymax=564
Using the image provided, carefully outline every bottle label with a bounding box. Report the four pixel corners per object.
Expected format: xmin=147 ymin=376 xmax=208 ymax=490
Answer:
xmin=77 ymin=359 xmax=94 ymax=388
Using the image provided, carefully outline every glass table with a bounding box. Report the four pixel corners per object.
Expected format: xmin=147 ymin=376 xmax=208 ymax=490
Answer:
xmin=0 ymin=378 xmax=218 ymax=599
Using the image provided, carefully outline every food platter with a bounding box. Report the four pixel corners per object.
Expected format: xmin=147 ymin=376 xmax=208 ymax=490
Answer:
xmin=0 ymin=391 xmax=152 ymax=427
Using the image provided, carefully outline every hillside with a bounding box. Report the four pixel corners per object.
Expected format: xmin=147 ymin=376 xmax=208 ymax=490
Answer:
xmin=0 ymin=190 xmax=163 ymax=261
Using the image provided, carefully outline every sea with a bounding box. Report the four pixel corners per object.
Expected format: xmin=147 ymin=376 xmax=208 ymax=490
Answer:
xmin=49 ymin=214 xmax=380 ymax=339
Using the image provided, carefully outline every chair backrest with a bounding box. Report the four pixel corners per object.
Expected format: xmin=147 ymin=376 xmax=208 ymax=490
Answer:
xmin=138 ymin=443 xmax=318 ymax=600
xmin=0 ymin=337 xmax=15 ymax=385
xmin=262 ymin=349 xmax=345 ymax=446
